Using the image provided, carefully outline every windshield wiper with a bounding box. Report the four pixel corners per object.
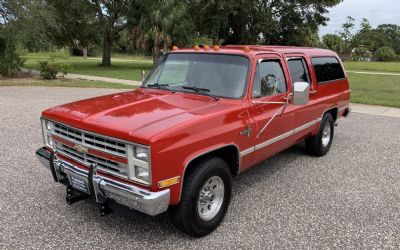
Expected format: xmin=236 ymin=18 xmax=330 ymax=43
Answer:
xmin=182 ymin=86 xmax=219 ymax=101
xmin=146 ymin=83 xmax=175 ymax=93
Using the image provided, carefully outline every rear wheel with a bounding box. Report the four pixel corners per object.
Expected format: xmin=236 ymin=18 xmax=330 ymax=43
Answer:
xmin=306 ymin=113 xmax=334 ymax=156
xmin=169 ymin=157 xmax=232 ymax=237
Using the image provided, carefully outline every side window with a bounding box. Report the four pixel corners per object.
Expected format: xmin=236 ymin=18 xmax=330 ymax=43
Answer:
xmin=311 ymin=57 xmax=345 ymax=84
xmin=287 ymin=58 xmax=311 ymax=85
xmin=253 ymin=60 xmax=287 ymax=98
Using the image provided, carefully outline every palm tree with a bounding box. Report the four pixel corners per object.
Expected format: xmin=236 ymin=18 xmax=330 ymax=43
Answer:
xmin=131 ymin=0 xmax=192 ymax=63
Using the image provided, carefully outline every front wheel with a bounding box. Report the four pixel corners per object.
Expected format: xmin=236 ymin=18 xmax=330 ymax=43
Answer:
xmin=169 ymin=157 xmax=232 ymax=237
xmin=305 ymin=113 xmax=334 ymax=156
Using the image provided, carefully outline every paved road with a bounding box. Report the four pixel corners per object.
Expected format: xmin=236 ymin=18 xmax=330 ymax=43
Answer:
xmin=0 ymin=87 xmax=399 ymax=249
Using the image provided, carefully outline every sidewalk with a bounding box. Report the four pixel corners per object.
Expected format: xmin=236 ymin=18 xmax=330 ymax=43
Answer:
xmin=21 ymin=68 xmax=141 ymax=86
xmin=351 ymin=103 xmax=400 ymax=118
xmin=347 ymin=70 xmax=400 ymax=76
xmin=62 ymin=73 xmax=142 ymax=86
xmin=87 ymin=57 xmax=152 ymax=63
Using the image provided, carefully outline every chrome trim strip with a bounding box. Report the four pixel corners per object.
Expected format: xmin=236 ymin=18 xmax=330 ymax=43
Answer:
xmin=240 ymin=118 xmax=321 ymax=156
xmin=240 ymin=147 xmax=255 ymax=157
xmin=255 ymin=130 xmax=293 ymax=151
xmin=293 ymin=119 xmax=319 ymax=134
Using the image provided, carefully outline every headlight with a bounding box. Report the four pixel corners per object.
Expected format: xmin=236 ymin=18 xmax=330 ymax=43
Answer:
xmin=135 ymin=165 xmax=149 ymax=182
xmin=128 ymin=144 xmax=151 ymax=185
xmin=134 ymin=146 xmax=149 ymax=162
xmin=41 ymin=119 xmax=53 ymax=148
xmin=45 ymin=120 xmax=52 ymax=131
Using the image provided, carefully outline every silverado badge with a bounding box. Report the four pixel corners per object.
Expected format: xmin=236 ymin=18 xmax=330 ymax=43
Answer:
xmin=74 ymin=144 xmax=88 ymax=154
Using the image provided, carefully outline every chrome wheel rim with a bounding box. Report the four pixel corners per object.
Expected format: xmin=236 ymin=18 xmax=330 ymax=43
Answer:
xmin=197 ymin=176 xmax=225 ymax=221
xmin=321 ymin=122 xmax=331 ymax=147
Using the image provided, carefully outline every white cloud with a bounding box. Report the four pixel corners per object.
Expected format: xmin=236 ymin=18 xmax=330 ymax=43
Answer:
xmin=319 ymin=0 xmax=400 ymax=36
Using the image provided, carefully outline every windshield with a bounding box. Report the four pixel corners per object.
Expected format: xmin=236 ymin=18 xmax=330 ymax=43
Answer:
xmin=143 ymin=53 xmax=249 ymax=99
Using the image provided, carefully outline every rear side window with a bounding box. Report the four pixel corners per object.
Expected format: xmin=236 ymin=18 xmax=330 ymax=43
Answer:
xmin=287 ymin=58 xmax=311 ymax=85
xmin=311 ymin=57 xmax=345 ymax=84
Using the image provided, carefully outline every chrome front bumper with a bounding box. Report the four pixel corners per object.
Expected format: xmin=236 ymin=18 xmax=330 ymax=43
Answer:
xmin=35 ymin=147 xmax=170 ymax=216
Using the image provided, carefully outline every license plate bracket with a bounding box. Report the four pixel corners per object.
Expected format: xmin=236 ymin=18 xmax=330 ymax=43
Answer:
xmin=70 ymin=175 xmax=90 ymax=194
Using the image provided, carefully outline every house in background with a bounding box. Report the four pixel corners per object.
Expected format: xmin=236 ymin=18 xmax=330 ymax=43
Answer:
xmin=352 ymin=45 xmax=373 ymax=61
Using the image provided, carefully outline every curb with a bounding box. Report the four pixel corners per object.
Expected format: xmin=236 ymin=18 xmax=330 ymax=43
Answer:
xmin=351 ymin=103 xmax=400 ymax=118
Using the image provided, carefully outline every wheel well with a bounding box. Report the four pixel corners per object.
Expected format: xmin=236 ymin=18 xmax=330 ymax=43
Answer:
xmin=184 ymin=145 xmax=240 ymax=179
xmin=325 ymin=107 xmax=338 ymax=121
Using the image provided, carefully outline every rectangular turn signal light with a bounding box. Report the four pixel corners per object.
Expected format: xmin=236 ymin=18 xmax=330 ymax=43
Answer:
xmin=158 ymin=176 xmax=180 ymax=188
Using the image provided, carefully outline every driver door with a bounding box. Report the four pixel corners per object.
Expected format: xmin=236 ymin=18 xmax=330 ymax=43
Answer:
xmin=248 ymin=55 xmax=295 ymax=165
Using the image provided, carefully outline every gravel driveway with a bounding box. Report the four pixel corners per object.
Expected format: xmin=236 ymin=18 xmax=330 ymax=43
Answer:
xmin=0 ymin=86 xmax=399 ymax=249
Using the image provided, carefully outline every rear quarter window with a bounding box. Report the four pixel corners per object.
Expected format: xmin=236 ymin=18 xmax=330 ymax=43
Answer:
xmin=311 ymin=57 xmax=345 ymax=84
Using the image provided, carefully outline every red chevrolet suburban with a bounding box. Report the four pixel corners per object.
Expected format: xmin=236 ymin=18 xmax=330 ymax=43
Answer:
xmin=36 ymin=45 xmax=351 ymax=237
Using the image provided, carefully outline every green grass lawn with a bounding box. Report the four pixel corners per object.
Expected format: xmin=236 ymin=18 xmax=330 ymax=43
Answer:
xmin=0 ymin=78 xmax=134 ymax=89
xmin=348 ymin=73 xmax=400 ymax=108
xmin=24 ymin=53 xmax=153 ymax=81
xmin=344 ymin=61 xmax=400 ymax=73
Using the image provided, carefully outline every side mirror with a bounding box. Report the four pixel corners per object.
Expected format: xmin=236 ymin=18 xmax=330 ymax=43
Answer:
xmin=292 ymin=82 xmax=310 ymax=106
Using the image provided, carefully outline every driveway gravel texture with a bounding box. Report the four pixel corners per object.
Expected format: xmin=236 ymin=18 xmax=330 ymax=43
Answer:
xmin=0 ymin=86 xmax=399 ymax=249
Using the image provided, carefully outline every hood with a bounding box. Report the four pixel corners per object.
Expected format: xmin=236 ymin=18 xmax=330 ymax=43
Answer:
xmin=42 ymin=88 xmax=239 ymax=143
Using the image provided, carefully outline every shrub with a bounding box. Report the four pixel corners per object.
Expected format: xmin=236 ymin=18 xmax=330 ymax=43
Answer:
xmin=39 ymin=60 xmax=72 ymax=79
xmin=0 ymin=35 xmax=25 ymax=77
xmin=39 ymin=61 xmax=59 ymax=79
xmin=374 ymin=46 xmax=397 ymax=61
xmin=59 ymin=63 xmax=72 ymax=75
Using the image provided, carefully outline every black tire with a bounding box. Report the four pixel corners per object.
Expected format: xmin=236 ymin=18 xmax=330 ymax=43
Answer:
xmin=305 ymin=113 xmax=334 ymax=156
xmin=169 ymin=157 xmax=232 ymax=237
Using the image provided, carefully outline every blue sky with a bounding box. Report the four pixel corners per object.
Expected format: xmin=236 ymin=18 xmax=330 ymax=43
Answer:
xmin=319 ymin=0 xmax=400 ymax=36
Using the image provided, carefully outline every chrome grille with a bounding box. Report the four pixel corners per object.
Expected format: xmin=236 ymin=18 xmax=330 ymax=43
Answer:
xmin=55 ymin=141 xmax=128 ymax=178
xmin=52 ymin=123 xmax=127 ymax=157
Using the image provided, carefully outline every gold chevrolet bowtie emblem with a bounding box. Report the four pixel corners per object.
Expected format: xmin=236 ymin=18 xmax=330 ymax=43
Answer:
xmin=74 ymin=144 xmax=88 ymax=154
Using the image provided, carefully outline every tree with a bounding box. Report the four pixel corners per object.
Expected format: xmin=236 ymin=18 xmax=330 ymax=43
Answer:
xmin=0 ymin=30 xmax=25 ymax=76
xmin=360 ymin=18 xmax=372 ymax=32
xmin=352 ymin=19 xmax=396 ymax=53
xmin=187 ymin=0 xmax=342 ymax=46
xmin=338 ymin=16 xmax=355 ymax=55
xmin=377 ymin=24 xmax=400 ymax=54
xmin=375 ymin=46 xmax=397 ymax=61
xmin=322 ymin=34 xmax=344 ymax=54
xmin=89 ymin=0 xmax=130 ymax=66
xmin=129 ymin=0 xmax=193 ymax=62
xmin=48 ymin=0 xmax=100 ymax=58
xmin=1 ymin=0 xmax=60 ymax=52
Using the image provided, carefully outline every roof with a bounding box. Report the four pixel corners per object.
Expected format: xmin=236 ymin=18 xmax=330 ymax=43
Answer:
xmin=171 ymin=45 xmax=337 ymax=57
